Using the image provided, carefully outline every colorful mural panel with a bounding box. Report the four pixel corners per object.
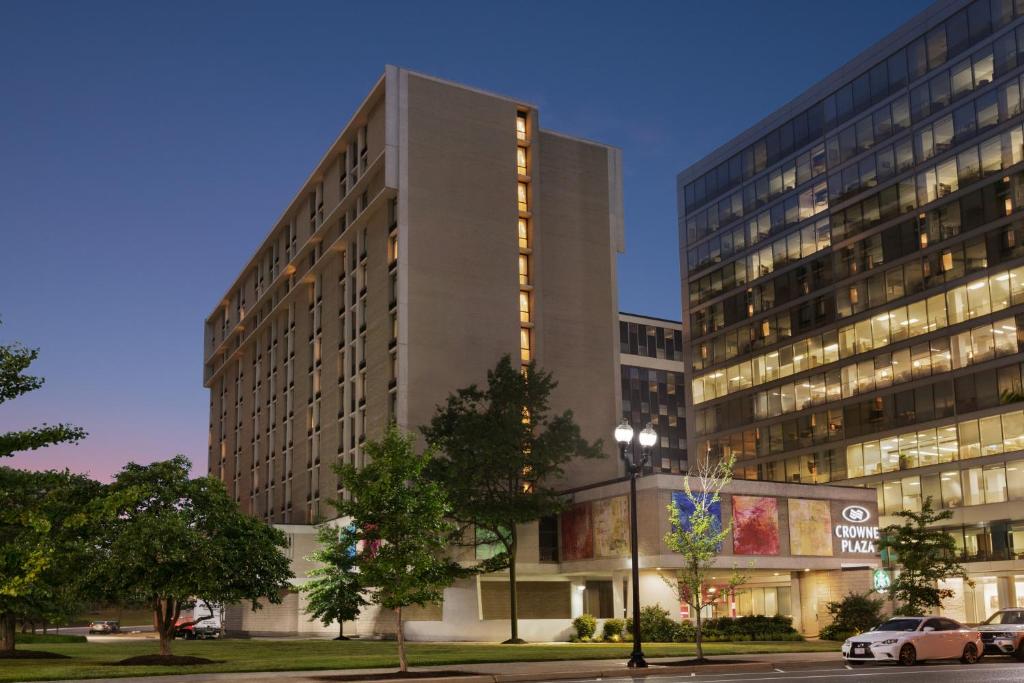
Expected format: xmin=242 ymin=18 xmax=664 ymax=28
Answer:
xmin=593 ymin=496 xmax=629 ymax=557
xmin=787 ymin=498 xmax=833 ymax=556
xmin=731 ymin=495 xmax=779 ymax=555
xmin=560 ymin=501 xmax=594 ymax=561
xmin=670 ymin=491 xmax=722 ymax=539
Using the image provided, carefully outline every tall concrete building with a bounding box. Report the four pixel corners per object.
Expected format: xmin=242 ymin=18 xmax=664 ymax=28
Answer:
xmin=618 ymin=313 xmax=687 ymax=473
xmin=679 ymin=0 xmax=1024 ymax=622
xmin=204 ymin=66 xmax=625 ymax=527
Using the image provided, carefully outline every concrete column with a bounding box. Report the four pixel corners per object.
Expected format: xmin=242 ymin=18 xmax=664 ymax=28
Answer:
xmin=570 ymin=579 xmax=586 ymax=618
xmin=789 ymin=573 xmax=803 ymax=634
xmin=998 ymin=576 xmax=1015 ymax=610
xmin=612 ymin=571 xmax=628 ymax=621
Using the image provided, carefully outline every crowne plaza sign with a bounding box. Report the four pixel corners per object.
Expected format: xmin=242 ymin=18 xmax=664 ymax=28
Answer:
xmin=834 ymin=504 xmax=880 ymax=553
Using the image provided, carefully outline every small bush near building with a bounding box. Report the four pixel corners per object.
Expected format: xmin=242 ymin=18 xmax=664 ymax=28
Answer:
xmin=624 ymin=609 xmax=803 ymax=643
xmin=602 ymin=618 xmax=625 ymax=640
xmin=699 ymin=616 xmax=801 ymax=642
xmin=572 ymin=614 xmax=597 ymax=640
xmin=626 ymin=605 xmax=679 ymax=643
xmin=820 ymin=592 xmax=885 ymax=641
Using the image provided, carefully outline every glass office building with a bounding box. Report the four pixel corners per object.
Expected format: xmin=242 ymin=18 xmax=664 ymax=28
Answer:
xmin=678 ymin=0 xmax=1024 ymax=621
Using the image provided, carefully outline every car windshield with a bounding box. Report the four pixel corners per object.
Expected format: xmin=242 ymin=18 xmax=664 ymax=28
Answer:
xmin=982 ymin=611 xmax=1024 ymax=625
xmin=874 ymin=618 xmax=923 ymax=632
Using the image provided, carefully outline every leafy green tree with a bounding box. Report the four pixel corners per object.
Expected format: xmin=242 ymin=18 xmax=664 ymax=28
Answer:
xmin=333 ymin=425 xmax=465 ymax=672
xmin=0 ymin=322 xmax=86 ymax=457
xmin=880 ymin=497 xmax=971 ymax=616
xmin=820 ymin=592 xmax=885 ymax=640
xmin=302 ymin=524 xmax=366 ymax=639
xmin=422 ymin=355 xmax=601 ymax=643
xmin=661 ymin=455 xmax=744 ymax=661
xmin=0 ymin=467 xmax=101 ymax=654
xmin=94 ymin=456 xmax=293 ymax=657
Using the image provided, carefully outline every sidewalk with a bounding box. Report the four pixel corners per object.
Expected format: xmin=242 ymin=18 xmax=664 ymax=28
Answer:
xmin=42 ymin=651 xmax=842 ymax=683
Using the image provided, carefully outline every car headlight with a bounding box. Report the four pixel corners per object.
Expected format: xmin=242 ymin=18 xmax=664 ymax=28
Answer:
xmin=881 ymin=639 xmax=898 ymax=645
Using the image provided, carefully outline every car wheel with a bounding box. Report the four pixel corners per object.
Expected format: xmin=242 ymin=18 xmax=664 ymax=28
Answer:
xmin=899 ymin=643 xmax=917 ymax=666
xmin=960 ymin=642 xmax=979 ymax=665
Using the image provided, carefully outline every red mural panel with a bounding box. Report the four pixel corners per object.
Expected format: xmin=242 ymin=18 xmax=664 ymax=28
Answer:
xmin=731 ymin=495 xmax=780 ymax=555
xmin=560 ymin=501 xmax=594 ymax=561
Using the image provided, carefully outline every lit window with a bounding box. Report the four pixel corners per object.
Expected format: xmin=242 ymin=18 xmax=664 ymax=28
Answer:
xmin=388 ymin=234 xmax=398 ymax=263
xmin=518 ymin=255 xmax=529 ymax=285
xmin=519 ymin=291 xmax=531 ymax=322
xmin=520 ymin=328 xmax=531 ymax=362
xmin=517 ymin=147 xmax=528 ymax=176
xmin=516 ymin=112 xmax=528 ymax=141
xmin=518 ymin=182 xmax=529 ymax=212
xmin=518 ymin=219 xmax=529 ymax=249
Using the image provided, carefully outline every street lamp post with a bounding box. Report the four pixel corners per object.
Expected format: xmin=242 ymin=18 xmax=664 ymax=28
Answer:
xmin=615 ymin=419 xmax=657 ymax=669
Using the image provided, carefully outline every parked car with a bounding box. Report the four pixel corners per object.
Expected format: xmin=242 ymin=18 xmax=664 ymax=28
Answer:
xmin=87 ymin=620 xmax=120 ymax=634
xmin=977 ymin=608 xmax=1024 ymax=659
xmin=841 ymin=616 xmax=983 ymax=665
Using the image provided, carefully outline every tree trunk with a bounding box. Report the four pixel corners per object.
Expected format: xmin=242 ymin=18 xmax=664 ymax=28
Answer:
xmin=396 ymin=606 xmax=407 ymax=673
xmin=504 ymin=527 xmax=524 ymax=644
xmin=154 ymin=597 xmax=179 ymax=657
xmin=0 ymin=613 xmax=15 ymax=654
xmin=694 ymin=607 xmax=704 ymax=661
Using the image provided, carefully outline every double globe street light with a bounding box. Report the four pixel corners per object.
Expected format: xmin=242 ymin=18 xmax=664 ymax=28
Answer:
xmin=614 ymin=419 xmax=657 ymax=669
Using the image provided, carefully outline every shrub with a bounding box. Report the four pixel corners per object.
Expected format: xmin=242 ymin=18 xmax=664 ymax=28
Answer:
xmin=626 ymin=605 xmax=679 ymax=642
xmin=607 ymin=633 xmax=621 ymax=642
xmin=822 ymin=592 xmax=885 ymax=639
xmin=572 ymin=613 xmax=597 ymax=639
xmin=819 ymin=624 xmax=858 ymax=641
xmin=602 ymin=618 xmax=625 ymax=640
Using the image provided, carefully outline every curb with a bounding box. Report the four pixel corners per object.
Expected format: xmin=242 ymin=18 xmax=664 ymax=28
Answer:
xmin=310 ymin=659 xmax=839 ymax=683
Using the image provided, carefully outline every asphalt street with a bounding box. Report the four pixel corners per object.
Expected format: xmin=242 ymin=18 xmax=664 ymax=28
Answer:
xmin=553 ymin=660 xmax=1024 ymax=683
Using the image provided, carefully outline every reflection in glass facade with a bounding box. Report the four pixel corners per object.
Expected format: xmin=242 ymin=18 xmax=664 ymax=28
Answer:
xmin=619 ymin=314 xmax=687 ymax=473
xmin=677 ymin=0 xmax=1024 ymax=589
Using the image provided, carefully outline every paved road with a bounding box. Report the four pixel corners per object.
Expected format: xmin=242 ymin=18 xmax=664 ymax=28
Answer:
xmin=556 ymin=660 xmax=1023 ymax=683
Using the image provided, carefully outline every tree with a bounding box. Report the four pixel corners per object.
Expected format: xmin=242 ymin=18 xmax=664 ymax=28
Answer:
xmin=661 ymin=454 xmax=744 ymax=662
xmin=0 ymin=321 xmax=86 ymax=457
xmin=880 ymin=496 xmax=971 ymax=616
xmin=333 ymin=425 xmax=465 ymax=672
xmin=0 ymin=467 xmax=101 ymax=655
xmin=422 ymin=355 xmax=601 ymax=643
xmin=93 ymin=456 xmax=293 ymax=657
xmin=302 ymin=524 xmax=366 ymax=639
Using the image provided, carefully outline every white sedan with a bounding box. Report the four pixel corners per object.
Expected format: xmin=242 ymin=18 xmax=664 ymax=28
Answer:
xmin=841 ymin=616 xmax=983 ymax=665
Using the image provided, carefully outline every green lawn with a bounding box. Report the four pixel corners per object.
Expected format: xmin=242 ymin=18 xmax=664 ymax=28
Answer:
xmin=4 ymin=639 xmax=839 ymax=682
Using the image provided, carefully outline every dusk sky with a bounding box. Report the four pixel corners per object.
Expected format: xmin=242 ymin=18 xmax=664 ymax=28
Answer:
xmin=1 ymin=0 xmax=932 ymax=481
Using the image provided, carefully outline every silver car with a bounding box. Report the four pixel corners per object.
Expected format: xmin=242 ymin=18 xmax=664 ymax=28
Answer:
xmin=977 ymin=608 xmax=1024 ymax=659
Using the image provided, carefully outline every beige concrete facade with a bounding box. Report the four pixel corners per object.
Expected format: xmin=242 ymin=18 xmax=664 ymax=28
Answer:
xmin=204 ymin=67 xmax=625 ymax=526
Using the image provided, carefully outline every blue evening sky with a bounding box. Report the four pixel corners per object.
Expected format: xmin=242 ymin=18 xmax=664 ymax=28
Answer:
xmin=0 ymin=0 xmax=932 ymax=479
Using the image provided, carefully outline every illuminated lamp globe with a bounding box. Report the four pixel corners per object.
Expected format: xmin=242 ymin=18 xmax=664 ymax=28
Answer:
xmin=614 ymin=419 xmax=634 ymax=445
xmin=638 ymin=423 xmax=657 ymax=449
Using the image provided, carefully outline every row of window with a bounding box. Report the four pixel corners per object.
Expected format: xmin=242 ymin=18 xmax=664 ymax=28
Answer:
xmin=687 ymin=39 xmax=1023 ymax=264
xmin=683 ymin=0 xmax=1021 ymax=214
xmin=517 ymin=111 xmax=533 ymax=366
xmin=847 ymin=408 xmax=1024 ymax=479
xmin=690 ymin=164 xmax=1023 ymax=343
xmin=692 ymin=208 xmax=1024 ymax=375
xmin=698 ymin=352 xmax=1024 ymax=438
xmin=689 ymin=218 xmax=831 ymax=306
xmin=694 ymin=263 xmax=1024 ymax=404
xmin=618 ymin=321 xmax=685 ymax=360
xmin=748 ymin=316 xmax=1019 ymax=421
xmin=874 ymin=458 xmax=1024 ymax=514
